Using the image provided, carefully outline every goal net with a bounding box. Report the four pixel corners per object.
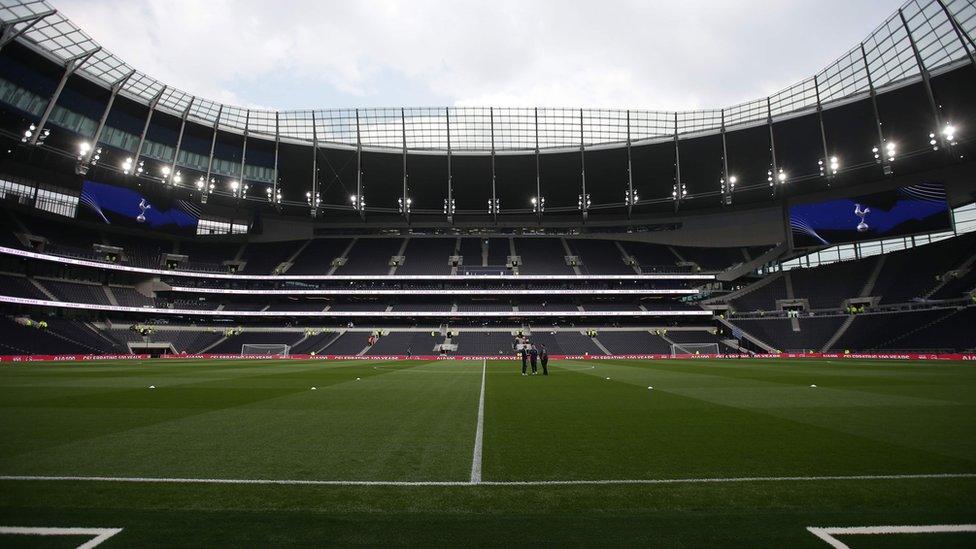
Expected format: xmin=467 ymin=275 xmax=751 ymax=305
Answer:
xmin=241 ymin=343 xmax=290 ymax=357
xmin=670 ymin=343 xmax=720 ymax=357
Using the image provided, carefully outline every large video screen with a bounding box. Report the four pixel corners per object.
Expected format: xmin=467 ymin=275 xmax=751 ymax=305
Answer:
xmin=789 ymin=182 xmax=952 ymax=248
xmin=78 ymin=180 xmax=200 ymax=235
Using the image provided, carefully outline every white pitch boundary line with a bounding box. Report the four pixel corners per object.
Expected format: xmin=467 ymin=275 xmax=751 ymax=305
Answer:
xmin=0 ymin=526 xmax=123 ymax=549
xmin=807 ymin=524 xmax=976 ymax=548
xmin=470 ymin=359 xmax=487 ymax=484
xmin=1 ymin=472 xmax=973 ymax=488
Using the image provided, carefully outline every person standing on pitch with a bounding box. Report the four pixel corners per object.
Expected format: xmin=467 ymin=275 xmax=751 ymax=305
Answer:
xmin=520 ymin=345 xmax=529 ymax=375
xmin=539 ymin=344 xmax=549 ymax=375
xmin=529 ymin=344 xmax=539 ymax=375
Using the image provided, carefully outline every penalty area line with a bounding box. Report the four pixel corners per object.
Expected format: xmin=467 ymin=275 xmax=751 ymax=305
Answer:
xmin=0 ymin=526 xmax=124 ymax=549
xmin=0 ymin=472 xmax=973 ymax=488
xmin=807 ymin=524 xmax=976 ymax=549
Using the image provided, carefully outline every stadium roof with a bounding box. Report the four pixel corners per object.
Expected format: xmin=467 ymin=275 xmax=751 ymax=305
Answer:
xmin=0 ymin=0 xmax=974 ymax=152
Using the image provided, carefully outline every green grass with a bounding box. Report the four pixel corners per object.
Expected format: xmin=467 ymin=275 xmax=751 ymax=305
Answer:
xmin=1 ymin=358 xmax=975 ymax=547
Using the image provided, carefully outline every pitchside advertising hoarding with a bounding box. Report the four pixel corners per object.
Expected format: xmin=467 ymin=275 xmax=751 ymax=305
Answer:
xmin=788 ymin=182 xmax=952 ymax=248
xmin=1 ymin=353 xmax=974 ymax=362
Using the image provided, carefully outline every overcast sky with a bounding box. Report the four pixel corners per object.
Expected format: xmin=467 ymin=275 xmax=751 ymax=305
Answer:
xmin=55 ymin=0 xmax=900 ymax=111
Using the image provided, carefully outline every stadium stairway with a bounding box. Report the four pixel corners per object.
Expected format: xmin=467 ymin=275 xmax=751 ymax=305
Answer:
xmin=820 ymin=255 xmax=887 ymax=350
xmin=718 ymin=317 xmax=777 ymax=353
xmin=198 ymin=336 xmax=228 ymax=354
xmin=715 ymin=242 xmax=788 ymax=281
xmin=705 ymin=271 xmax=783 ymax=308
xmin=923 ymin=252 xmax=976 ymax=300
xmin=876 ymin=308 xmax=963 ymax=350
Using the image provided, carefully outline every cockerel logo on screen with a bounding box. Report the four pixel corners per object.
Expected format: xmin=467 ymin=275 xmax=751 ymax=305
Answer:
xmin=136 ymin=198 xmax=151 ymax=223
xmin=854 ymin=203 xmax=870 ymax=233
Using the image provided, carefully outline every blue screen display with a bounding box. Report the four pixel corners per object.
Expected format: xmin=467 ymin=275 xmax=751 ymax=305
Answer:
xmin=79 ymin=180 xmax=199 ymax=231
xmin=789 ymin=182 xmax=951 ymax=248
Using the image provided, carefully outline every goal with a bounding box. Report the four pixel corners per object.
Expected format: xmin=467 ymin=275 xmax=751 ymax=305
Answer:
xmin=670 ymin=343 xmax=720 ymax=357
xmin=241 ymin=343 xmax=291 ymax=357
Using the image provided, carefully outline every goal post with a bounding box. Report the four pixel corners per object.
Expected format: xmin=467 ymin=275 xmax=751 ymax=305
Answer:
xmin=241 ymin=343 xmax=291 ymax=357
xmin=670 ymin=343 xmax=720 ymax=357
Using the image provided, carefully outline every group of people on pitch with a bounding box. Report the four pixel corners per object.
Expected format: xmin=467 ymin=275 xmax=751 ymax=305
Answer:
xmin=514 ymin=336 xmax=549 ymax=375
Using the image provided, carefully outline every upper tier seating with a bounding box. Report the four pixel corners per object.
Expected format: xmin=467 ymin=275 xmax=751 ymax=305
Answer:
xmin=397 ymin=239 xmax=455 ymax=275
xmin=486 ymin=238 xmax=509 ymax=266
xmin=929 ymin=268 xmax=976 ymax=300
xmin=240 ymin=240 xmax=305 ymax=274
xmin=334 ymin=238 xmax=404 ymax=275
xmin=672 ymin=246 xmax=746 ymax=271
xmin=287 ymin=238 xmax=352 ymax=275
xmin=567 ymin=239 xmax=634 ymax=275
xmin=730 ymin=275 xmax=788 ymax=312
xmin=789 ymin=257 xmax=879 ymax=309
xmin=617 ymin=242 xmax=679 ymax=271
xmin=871 ymin=233 xmax=976 ymax=304
xmin=458 ymin=238 xmax=483 ymax=268
xmin=514 ymin=238 xmax=574 ymax=275
xmin=178 ymin=241 xmax=241 ymax=271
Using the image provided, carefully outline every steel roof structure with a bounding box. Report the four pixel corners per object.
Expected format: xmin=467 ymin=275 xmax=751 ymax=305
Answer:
xmin=0 ymin=0 xmax=974 ymax=153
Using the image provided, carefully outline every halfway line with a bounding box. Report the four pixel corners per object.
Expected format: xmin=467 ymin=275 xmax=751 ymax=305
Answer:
xmin=1 ymin=473 xmax=973 ymax=488
xmin=470 ymin=359 xmax=487 ymax=484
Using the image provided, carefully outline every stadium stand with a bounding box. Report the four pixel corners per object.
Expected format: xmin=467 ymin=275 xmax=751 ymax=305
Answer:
xmin=514 ymin=238 xmax=574 ymax=275
xmin=207 ymin=331 xmax=304 ymax=354
xmin=568 ymin=239 xmax=634 ymax=275
xmin=595 ymin=331 xmax=671 ymax=354
xmin=319 ymin=332 xmax=371 ymax=355
xmin=39 ymin=279 xmax=111 ymax=305
xmin=672 ymin=246 xmax=745 ymax=271
xmin=617 ymin=242 xmax=679 ymax=271
xmin=239 ymin=240 xmax=305 ymax=274
xmin=334 ymin=239 xmax=404 ymax=275
xmin=397 ymin=239 xmax=455 ymax=275
xmin=365 ymin=332 xmax=441 ymax=355
xmin=453 ymin=332 xmax=517 ymax=355
xmin=870 ymin=233 xmax=976 ymax=304
xmin=789 ymin=258 xmax=880 ymax=310
xmin=527 ymin=331 xmax=605 ymax=355
xmin=832 ymin=309 xmax=957 ymax=351
xmin=729 ymin=274 xmax=789 ymax=312
xmin=286 ymin=238 xmax=353 ymax=275
xmin=728 ymin=317 xmax=847 ymax=352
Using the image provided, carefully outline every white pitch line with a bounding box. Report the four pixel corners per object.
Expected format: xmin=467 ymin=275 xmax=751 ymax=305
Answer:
xmin=0 ymin=526 xmax=124 ymax=549
xmin=807 ymin=524 xmax=976 ymax=548
xmin=470 ymin=359 xmax=487 ymax=484
xmin=0 ymin=472 xmax=973 ymax=488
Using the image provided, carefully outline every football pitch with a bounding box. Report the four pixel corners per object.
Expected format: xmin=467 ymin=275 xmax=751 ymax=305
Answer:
xmin=1 ymin=358 xmax=975 ymax=547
